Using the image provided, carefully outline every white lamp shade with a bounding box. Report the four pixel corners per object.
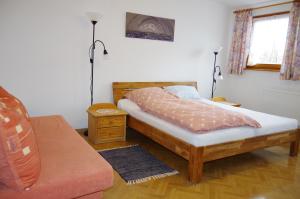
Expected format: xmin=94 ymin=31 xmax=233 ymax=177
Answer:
xmin=214 ymin=46 xmax=223 ymax=53
xmin=86 ymin=12 xmax=102 ymax=22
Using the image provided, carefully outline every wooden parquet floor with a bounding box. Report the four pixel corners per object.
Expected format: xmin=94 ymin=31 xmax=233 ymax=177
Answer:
xmin=79 ymin=129 xmax=300 ymax=199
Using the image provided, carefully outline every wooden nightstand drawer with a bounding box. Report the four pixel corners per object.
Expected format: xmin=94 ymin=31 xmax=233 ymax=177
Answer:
xmin=97 ymin=126 xmax=125 ymax=141
xmin=98 ymin=116 xmax=125 ymax=128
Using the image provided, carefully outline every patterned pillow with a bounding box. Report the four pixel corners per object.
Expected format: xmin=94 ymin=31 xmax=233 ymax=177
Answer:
xmin=0 ymin=87 xmax=41 ymax=190
xmin=125 ymin=87 xmax=177 ymax=107
xmin=0 ymin=87 xmax=29 ymax=120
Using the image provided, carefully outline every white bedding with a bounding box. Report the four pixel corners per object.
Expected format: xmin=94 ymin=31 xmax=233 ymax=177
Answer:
xmin=118 ymin=99 xmax=298 ymax=147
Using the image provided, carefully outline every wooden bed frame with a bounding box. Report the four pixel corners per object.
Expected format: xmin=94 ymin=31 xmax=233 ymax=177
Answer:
xmin=112 ymin=81 xmax=300 ymax=183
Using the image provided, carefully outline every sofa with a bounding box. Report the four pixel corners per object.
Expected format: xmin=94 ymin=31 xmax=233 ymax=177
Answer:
xmin=0 ymin=88 xmax=113 ymax=199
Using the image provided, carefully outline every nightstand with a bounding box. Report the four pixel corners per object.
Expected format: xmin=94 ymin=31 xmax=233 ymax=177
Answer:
xmin=87 ymin=103 xmax=127 ymax=144
xmin=211 ymin=97 xmax=241 ymax=107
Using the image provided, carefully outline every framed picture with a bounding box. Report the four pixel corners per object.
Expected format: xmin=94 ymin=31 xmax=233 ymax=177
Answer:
xmin=125 ymin=12 xmax=175 ymax=42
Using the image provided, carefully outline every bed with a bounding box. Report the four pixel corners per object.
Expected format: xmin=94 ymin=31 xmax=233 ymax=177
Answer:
xmin=112 ymin=82 xmax=300 ymax=183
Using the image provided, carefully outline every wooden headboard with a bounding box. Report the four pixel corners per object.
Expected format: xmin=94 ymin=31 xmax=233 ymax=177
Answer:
xmin=112 ymin=81 xmax=198 ymax=104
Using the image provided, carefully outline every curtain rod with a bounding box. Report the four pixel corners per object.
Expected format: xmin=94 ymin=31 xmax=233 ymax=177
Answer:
xmin=233 ymin=0 xmax=296 ymax=13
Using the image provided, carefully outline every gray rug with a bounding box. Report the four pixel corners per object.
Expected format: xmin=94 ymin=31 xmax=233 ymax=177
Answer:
xmin=99 ymin=145 xmax=178 ymax=184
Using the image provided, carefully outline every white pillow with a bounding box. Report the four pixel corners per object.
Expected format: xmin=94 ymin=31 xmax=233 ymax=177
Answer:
xmin=164 ymin=85 xmax=202 ymax=99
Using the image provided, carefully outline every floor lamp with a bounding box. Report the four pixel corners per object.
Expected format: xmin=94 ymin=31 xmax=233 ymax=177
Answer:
xmin=87 ymin=12 xmax=108 ymax=106
xmin=211 ymin=47 xmax=223 ymax=98
xmin=85 ymin=12 xmax=108 ymax=136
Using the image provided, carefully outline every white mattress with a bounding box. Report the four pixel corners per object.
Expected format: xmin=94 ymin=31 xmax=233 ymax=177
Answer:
xmin=118 ymin=99 xmax=298 ymax=147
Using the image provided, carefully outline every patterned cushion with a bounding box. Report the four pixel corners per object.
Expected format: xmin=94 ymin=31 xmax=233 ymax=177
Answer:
xmin=0 ymin=87 xmax=41 ymax=190
xmin=0 ymin=87 xmax=29 ymax=120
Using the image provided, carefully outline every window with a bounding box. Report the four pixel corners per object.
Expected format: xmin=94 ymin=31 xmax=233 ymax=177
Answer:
xmin=247 ymin=12 xmax=290 ymax=71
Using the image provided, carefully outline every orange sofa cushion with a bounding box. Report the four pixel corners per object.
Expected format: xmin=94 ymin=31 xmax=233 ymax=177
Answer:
xmin=0 ymin=87 xmax=41 ymax=190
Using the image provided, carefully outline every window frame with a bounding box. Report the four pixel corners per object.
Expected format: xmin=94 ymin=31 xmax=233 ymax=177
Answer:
xmin=246 ymin=11 xmax=290 ymax=72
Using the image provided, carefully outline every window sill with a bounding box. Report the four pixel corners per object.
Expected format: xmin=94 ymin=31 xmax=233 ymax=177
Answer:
xmin=246 ymin=64 xmax=280 ymax=72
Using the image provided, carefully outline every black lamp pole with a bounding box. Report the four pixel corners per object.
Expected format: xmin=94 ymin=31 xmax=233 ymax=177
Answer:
xmin=90 ymin=20 xmax=97 ymax=106
xmin=211 ymin=52 xmax=222 ymax=99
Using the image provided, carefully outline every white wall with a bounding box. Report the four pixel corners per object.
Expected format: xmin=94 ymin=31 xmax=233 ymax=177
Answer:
xmin=217 ymin=3 xmax=300 ymax=123
xmin=0 ymin=0 xmax=231 ymax=128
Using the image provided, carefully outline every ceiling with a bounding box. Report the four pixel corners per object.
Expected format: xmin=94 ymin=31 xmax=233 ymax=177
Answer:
xmin=214 ymin=0 xmax=286 ymax=8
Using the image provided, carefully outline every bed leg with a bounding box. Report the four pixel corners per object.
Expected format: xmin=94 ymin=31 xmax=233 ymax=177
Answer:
xmin=188 ymin=147 xmax=204 ymax=183
xmin=290 ymin=140 xmax=299 ymax=157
